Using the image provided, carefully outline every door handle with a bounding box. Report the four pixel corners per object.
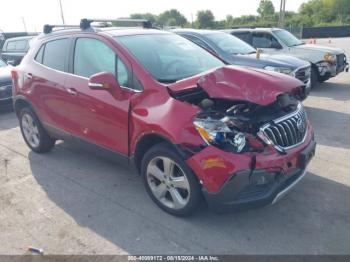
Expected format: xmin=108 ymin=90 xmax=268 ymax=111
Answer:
xmin=66 ymin=87 xmax=78 ymax=96
xmin=26 ymin=73 xmax=33 ymax=79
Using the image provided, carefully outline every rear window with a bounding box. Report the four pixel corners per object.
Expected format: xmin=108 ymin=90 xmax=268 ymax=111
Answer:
xmin=5 ymin=39 xmax=28 ymax=51
xmin=36 ymin=38 xmax=69 ymax=72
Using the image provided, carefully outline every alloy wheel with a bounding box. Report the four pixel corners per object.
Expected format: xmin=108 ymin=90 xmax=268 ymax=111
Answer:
xmin=21 ymin=113 xmax=40 ymax=148
xmin=146 ymin=156 xmax=190 ymax=210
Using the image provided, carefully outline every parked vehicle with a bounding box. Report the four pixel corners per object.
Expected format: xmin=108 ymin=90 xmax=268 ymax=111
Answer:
xmin=1 ymin=36 xmax=36 ymax=66
xmin=0 ymin=58 xmax=13 ymax=110
xmin=226 ymin=28 xmax=349 ymax=87
xmin=173 ymin=29 xmax=311 ymax=96
xmin=12 ymin=19 xmax=316 ymax=216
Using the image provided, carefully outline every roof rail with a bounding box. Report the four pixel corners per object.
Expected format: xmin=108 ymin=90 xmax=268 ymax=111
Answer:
xmin=43 ymin=24 xmax=80 ymax=34
xmin=80 ymin=18 xmax=153 ymax=30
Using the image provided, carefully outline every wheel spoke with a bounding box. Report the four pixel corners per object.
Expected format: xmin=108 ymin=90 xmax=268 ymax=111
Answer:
xmin=162 ymin=157 xmax=174 ymax=177
xmin=148 ymin=164 xmax=164 ymax=182
xmin=169 ymin=188 xmax=186 ymax=209
xmin=32 ymin=134 xmax=40 ymax=146
xmin=171 ymin=176 xmax=189 ymax=190
xmin=22 ymin=119 xmax=29 ymax=130
xmin=152 ymin=183 xmax=168 ymax=199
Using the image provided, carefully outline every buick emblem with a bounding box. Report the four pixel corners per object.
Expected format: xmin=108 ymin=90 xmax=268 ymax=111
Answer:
xmin=296 ymin=117 xmax=306 ymax=133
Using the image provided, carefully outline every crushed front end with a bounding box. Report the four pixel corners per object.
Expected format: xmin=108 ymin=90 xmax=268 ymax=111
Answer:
xmin=168 ymin=66 xmax=316 ymax=211
xmin=185 ymin=95 xmax=315 ymax=211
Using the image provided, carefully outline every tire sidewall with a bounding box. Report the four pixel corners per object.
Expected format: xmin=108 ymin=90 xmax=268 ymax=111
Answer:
xmin=141 ymin=143 xmax=202 ymax=216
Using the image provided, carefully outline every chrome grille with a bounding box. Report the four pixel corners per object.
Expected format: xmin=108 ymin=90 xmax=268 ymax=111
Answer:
xmin=261 ymin=104 xmax=307 ymax=149
xmin=294 ymin=66 xmax=311 ymax=84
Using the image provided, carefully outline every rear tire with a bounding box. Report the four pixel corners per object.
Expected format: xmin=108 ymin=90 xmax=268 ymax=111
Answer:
xmin=19 ymin=107 xmax=56 ymax=153
xmin=141 ymin=143 xmax=202 ymax=216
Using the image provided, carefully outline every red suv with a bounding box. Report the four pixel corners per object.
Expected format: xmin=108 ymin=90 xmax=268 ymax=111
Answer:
xmin=12 ymin=19 xmax=316 ymax=216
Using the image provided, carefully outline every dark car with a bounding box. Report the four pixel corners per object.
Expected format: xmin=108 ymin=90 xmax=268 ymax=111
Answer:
xmin=12 ymin=19 xmax=315 ymax=216
xmin=173 ymin=29 xmax=311 ymax=96
xmin=0 ymin=58 xmax=13 ymax=110
xmin=1 ymin=36 xmax=36 ymax=66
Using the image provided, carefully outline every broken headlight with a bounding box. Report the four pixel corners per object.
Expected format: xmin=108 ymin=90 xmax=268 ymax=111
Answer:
xmin=193 ymin=118 xmax=246 ymax=153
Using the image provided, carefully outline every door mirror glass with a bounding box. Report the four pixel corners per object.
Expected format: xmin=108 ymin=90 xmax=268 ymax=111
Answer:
xmin=89 ymin=71 xmax=121 ymax=91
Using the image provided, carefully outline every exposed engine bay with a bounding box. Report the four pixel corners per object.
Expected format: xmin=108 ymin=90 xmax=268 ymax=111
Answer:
xmin=170 ymin=86 xmax=299 ymax=153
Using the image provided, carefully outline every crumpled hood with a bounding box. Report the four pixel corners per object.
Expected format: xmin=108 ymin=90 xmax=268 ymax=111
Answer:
xmin=295 ymin=44 xmax=344 ymax=55
xmin=168 ymin=66 xmax=303 ymax=106
xmin=0 ymin=66 xmax=12 ymax=83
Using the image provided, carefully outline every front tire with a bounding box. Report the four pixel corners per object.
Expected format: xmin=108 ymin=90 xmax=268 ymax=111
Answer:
xmin=141 ymin=143 xmax=202 ymax=216
xmin=19 ymin=107 xmax=56 ymax=153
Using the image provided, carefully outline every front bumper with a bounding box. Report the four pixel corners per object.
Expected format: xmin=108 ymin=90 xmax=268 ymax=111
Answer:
xmin=186 ymin=126 xmax=316 ymax=212
xmin=317 ymin=56 xmax=348 ymax=78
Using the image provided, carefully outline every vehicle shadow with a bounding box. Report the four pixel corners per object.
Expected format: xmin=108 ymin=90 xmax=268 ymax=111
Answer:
xmin=0 ymin=110 xmax=18 ymax=130
xmin=305 ymin=105 xmax=350 ymax=149
xmin=311 ymin=81 xmax=350 ymax=102
xmin=28 ymin=143 xmax=350 ymax=254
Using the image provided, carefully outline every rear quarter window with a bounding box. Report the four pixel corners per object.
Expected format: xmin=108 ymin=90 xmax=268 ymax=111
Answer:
xmin=37 ymin=38 xmax=69 ymax=72
xmin=5 ymin=39 xmax=28 ymax=52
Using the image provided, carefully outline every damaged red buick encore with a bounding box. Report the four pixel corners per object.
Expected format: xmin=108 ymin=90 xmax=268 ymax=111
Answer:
xmin=12 ymin=19 xmax=316 ymax=216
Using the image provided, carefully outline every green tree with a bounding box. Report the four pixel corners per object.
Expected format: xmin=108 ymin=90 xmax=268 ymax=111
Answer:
xmin=157 ymin=9 xmax=188 ymax=27
xmin=130 ymin=13 xmax=158 ymax=24
xmin=257 ymin=0 xmax=275 ymax=18
xmin=195 ymin=10 xmax=215 ymax=28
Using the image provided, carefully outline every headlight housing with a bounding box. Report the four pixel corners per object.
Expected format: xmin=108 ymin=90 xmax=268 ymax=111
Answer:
xmin=193 ymin=117 xmax=246 ymax=153
xmin=264 ymin=66 xmax=294 ymax=76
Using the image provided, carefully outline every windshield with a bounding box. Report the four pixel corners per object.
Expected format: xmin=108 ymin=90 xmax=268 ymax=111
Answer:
xmin=116 ymin=33 xmax=224 ymax=83
xmin=0 ymin=59 xmax=6 ymax=67
xmin=205 ymin=32 xmax=256 ymax=55
xmin=274 ymin=29 xmax=303 ymax=47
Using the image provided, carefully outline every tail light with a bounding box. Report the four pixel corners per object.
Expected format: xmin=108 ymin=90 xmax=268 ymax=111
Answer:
xmin=11 ymin=68 xmax=24 ymax=92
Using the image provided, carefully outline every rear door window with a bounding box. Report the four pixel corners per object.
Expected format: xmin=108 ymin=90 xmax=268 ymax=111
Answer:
xmin=252 ymin=33 xmax=279 ymax=48
xmin=42 ymin=38 xmax=69 ymax=71
xmin=233 ymin=32 xmax=252 ymax=44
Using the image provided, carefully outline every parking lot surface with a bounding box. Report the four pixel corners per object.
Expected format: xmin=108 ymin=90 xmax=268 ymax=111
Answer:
xmin=0 ymin=38 xmax=349 ymax=255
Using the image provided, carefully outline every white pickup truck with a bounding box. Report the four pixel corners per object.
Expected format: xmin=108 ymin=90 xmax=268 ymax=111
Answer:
xmin=226 ymin=28 xmax=349 ymax=87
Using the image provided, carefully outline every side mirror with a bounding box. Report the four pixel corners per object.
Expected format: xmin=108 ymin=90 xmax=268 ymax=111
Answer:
xmin=89 ymin=71 xmax=121 ymax=90
xmin=89 ymin=71 xmax=123 ymax=98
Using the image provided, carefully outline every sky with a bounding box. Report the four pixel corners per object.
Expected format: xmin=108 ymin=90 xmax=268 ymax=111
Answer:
xmin=0 ymin=0 xmax=308 ymax=32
